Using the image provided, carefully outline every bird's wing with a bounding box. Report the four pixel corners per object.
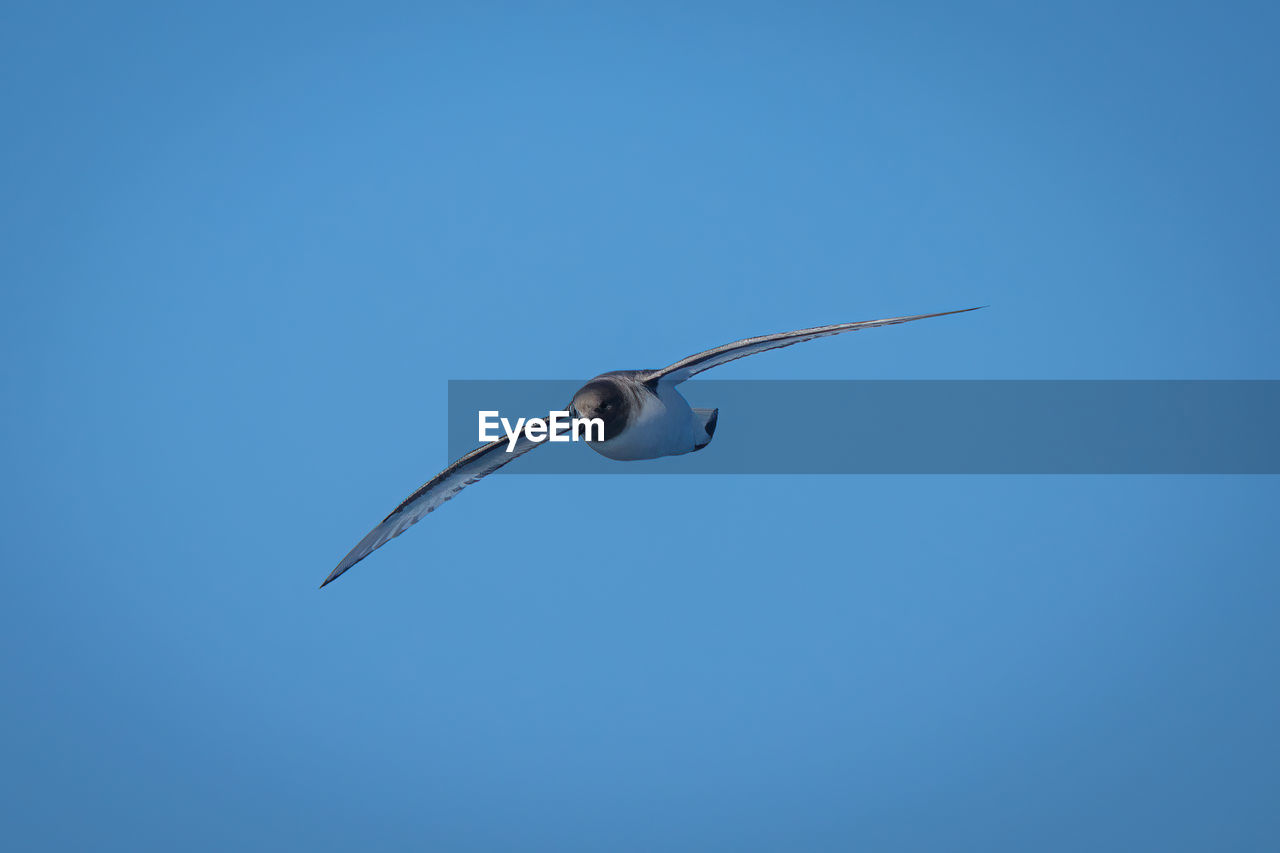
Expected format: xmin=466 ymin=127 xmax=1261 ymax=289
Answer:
xmin=641 ymin=307 xmax=983 ymax=386
xmin=321 ymin=414 xmax=565 ymax=587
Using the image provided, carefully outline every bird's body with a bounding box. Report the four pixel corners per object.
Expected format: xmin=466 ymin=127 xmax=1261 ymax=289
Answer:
xmin=576 ymin=372 xmax=714 ymax=461
xmin=321 ymin=307 xmax=982 ymax=587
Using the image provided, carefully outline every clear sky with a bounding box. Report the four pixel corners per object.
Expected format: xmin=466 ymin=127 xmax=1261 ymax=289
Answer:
xmin=3 ymin=2 xmax=1278 ymax=850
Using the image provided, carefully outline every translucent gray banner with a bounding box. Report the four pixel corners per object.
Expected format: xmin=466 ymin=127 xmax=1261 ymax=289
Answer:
xmin=447 ymin=381 xmax=1280 ymax=474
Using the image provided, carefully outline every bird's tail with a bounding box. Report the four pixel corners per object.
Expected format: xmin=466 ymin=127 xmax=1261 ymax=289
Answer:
xmin=692 ymin=407 xmax=718 ymax=451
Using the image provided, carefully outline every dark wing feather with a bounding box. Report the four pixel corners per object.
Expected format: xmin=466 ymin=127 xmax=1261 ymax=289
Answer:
xmin=320 ymin=415 xmax=564 ymax=587
xmin=643 ymin=308 xmax=983 ymax=386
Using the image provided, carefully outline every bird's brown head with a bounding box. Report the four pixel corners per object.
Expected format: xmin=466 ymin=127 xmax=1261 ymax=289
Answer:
xmin=569 ymin=378 xmax=632 ymax=441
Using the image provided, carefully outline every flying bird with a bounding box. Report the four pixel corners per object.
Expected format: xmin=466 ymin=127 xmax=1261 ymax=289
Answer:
xmin=321 ymin=307 xmax=981 ymax=587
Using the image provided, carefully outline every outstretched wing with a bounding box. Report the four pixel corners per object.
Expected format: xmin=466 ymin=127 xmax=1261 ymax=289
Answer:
xmin=321 ymin=414 xmax=566 ymax=587
xmin=642 ymin=308 xmax=983 ymax=386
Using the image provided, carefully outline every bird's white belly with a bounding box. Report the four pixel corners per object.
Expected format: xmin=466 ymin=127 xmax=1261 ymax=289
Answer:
xmin=589 ymin=383 xmax=701 ymax=461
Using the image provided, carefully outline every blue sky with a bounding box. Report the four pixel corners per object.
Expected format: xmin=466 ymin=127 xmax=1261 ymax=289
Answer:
xmin=2 ymin=2 xmax=1278 ymax=850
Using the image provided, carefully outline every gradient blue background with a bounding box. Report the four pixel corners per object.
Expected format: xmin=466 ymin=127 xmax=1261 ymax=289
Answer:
xmin=3 ymin=2 xmax=1278 ymax=850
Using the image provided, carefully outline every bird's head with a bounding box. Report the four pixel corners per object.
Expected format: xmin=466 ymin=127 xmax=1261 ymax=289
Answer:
xmin=569 ymin=378 xmax=631 ymax=441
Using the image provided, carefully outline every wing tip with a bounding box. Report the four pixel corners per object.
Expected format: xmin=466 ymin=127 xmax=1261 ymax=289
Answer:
xmin=318 ymin=563 xmax=350 ymax=589
xmin=911 ymin=305 xmax=986 ymax=321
